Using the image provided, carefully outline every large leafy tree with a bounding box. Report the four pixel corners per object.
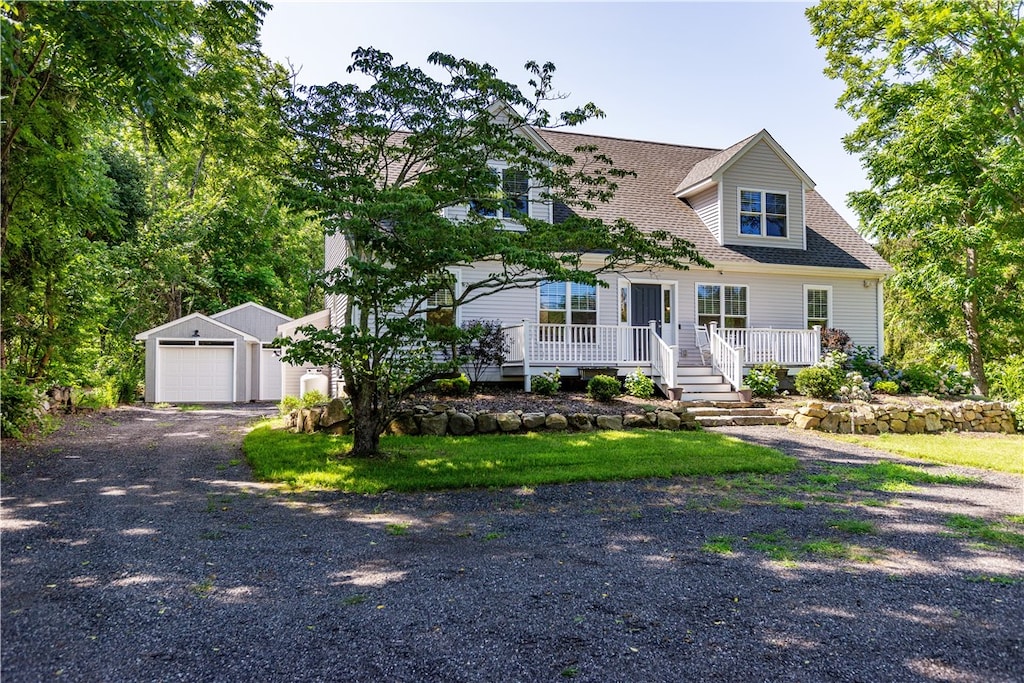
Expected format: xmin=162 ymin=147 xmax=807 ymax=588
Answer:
xmin=283 ymin=48 xmax=709 ymax=458
xmin=807 ymin=0 xmax=1024 ymax=395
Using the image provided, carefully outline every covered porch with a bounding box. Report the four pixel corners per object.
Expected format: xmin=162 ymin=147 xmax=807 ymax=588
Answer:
xmin=501 ymin=322 xmax=822 ymax=394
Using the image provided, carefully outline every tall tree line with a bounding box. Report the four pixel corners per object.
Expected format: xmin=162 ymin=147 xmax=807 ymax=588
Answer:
xmin=1 ymin=1 xmax=322 ymax=397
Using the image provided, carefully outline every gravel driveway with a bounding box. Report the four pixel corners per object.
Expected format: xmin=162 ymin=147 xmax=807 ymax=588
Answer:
xmin=2 ymin=406 xmax=1022 ymax=682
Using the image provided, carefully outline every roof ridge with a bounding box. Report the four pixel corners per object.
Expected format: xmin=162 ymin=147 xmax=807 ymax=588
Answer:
xmin=539 ymin=128 xmax=724 ymax=153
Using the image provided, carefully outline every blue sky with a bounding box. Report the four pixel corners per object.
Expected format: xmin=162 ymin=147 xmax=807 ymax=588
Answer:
xmin=259 ymin=1 xmax=865 ymax=227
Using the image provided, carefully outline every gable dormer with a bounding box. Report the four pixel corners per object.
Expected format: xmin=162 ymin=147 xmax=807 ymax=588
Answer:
xmin=444 ymin=101 xmax=555 ymax=228
xmin=674 ymin=130 xmax=814 ymax=251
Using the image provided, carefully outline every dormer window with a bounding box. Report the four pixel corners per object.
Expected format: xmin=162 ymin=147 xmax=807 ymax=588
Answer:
xmin=739 ymin=189 xmax=787 ymax=238
xmin=472 ymin=167 xmax=530 ymax=219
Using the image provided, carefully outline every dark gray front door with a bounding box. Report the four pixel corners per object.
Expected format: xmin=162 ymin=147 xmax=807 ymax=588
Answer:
xmin=631 ymin=284 xmax=662 ymax=333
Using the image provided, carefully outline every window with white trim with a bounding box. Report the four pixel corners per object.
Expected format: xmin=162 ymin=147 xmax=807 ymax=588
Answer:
xmin=539 ymin=281 xmax=596 ymax=325
xmin=471 ymin=167 xmax=530 ymax=219
xmin=697 ymin=284 xmax=747 ymax=329
xmin=805 ymin=286 xmax=831 ymax=329
xmin=425 ymin=286 xmax=455 ymax=327
xmin=739 ymin=189 xmax=787 ymax=237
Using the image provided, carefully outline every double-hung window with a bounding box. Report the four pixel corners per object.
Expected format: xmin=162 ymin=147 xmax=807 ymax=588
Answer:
xmin=739 ymin=189 xmax=787 ymax=237
xmin=697 ymin=284 xmax=747 ymax=329
xmin=425 ymin=287 xmax=454 ymax=327
xmin=539 ymin=281 xmax=596 ymax=325
xmin=471 ymin=167 xmax=530 ymax=219
xmin=805 ymin=286 xmax=831 ymax=329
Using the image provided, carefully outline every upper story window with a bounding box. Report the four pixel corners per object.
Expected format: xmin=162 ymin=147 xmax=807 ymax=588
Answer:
xmin=539 ymin=281 xmax=596 ymax=325
xmin=471 ymin=167 xmax=530 ymax=219
xmin=739 ymin=189 xmax=787 ymax=238
xmin=425 ymin=286 xmax=455 ymax=327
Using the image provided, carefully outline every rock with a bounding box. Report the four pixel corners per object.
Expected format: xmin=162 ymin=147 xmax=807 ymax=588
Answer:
xmin=431 ymin=403 xmax=450 ymax=413
xmin=595 ymin=415 xmax=623 ymax=431
xmin=418 ymin=413 xmax=449 ymax=436
xmin=570 ymin=413 xmax=594 ymax=431
xmin=906 ymin=417 xmax=926 ymax=434
xmin=413 ymin=404 xmax=431 ymax=415
xmin=449 ymin=412 xmax=475 ymax=436
xmin=776 ymin=408 xmax=798 ymax=420
xmin=792 ymin=414 xmax=820 ymax=430
xmin=302 ymin=408 xmax=320 ymax=434
xmin=623 ymin=413 xmax=648 ymax=428
xmin=496 ymin=412 xmax=522 ymax=432
xmin=924 ymin=412 xmax=943 ymax=432
xmin=803 ymin=402 xmax=828 ymax=419
xmin=890 ymin=418 xmax=906 ymax=433
xmin=388 ymin=412 xmax=419 ymax=436
xmin=545 ymin=413 xmax=568 ymax=430
xmin=477 ymin=413 xmax=498 ymax=433
xmin=325 ymin=422 xmax=350 ymax=435
xmin=819 ymin=413 xmax=841 ymax=433
xmin=521 ymin=413 xmax=547 ymax=430
xmin=656 ymin=411 xmax=681 ymax=430
xmin=320 ymin=398 xmax=350 ymax=427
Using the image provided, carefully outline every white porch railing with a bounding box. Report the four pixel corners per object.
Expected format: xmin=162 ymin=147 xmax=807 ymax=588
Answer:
xmin=707 ymin=324 xmax=744 ymax=391
xmin=716 ymin=326 xmax=822 ymax=366
xmin=502 ymin=322 xmax=821 ymax=393
xmin=649 ymin=322 xmax=676 ymax=390
xmin=502 ymin=322 xmax=665 ymax=391
xmin=707 ymin=323 xmax=822 ymax=390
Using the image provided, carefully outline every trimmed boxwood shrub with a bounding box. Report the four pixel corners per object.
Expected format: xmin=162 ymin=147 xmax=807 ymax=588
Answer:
xmin=795 ymin=365 xmax=840 ymax=399
xmin=437 ymin=374 xmax=471 ymax=396
xmin=587 ymin=374 xmax=621 ymax=402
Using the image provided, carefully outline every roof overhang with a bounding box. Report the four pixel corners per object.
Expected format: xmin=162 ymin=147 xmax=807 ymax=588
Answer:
xmin=135 ymin=313 xmax=260 ymax=342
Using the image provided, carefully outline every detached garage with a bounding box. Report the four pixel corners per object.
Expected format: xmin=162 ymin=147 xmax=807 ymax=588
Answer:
xmin=136 ymin=302 xmax=293 ymax=404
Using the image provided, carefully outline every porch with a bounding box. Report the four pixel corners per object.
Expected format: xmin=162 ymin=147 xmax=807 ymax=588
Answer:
xmin=501 ymin=322 xmax=822 ymax=398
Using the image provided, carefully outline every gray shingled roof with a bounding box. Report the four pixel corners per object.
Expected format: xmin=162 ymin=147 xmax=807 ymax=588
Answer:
xmin=674 ymin=133 xmax=756 ymax=194
xmin=539 ymin=129 xmax=891 ymax=272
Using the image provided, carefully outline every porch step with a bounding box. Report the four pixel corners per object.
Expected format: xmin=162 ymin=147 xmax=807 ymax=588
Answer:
xmin=686 ymin=406 xmax=788 ymax=428
xmin=673 ymin=390 xmax=747 ymax=402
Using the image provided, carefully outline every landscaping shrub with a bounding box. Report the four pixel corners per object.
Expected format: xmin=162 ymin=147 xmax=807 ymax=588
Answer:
xmin=847 ymin=345 xmax=897 ymax=386
xmin=531 ymin=368 xmax=561 ymax=396
xmin=837 ymin=371 xmax=871 ymax=402
xmin=623 ymin=368 xmax=655 ymax=398
xmin=437 ymin=374 xmax=471 ymax=396
xmin=898 ymin=363 xmax=971 ymax=395
xmin=587 ymin=374 xmax=621 ymax=402
xmin=73 ymin=383 xmax=118 ymax=411
xmin=278 ymin=395 xmax=302 ymax=415
xmin=457 ymin=320 xmax=507 ymax=385
xmin=795 ymin=365 xmax=841 ymax=399
xmin=988 ymin=355 xmax=1024 ymax=402
xmin=820 ymin=327 xmax=852 ymax=352
xmin=301 ymin=390 xmax=329 ymax=408
xmin=874 ymin=380 xmax=900 ymax=395
xmin=1 ymin=370 xmax=44 ymax=439
xmin=745 ymin=362 xmax=782 ymax=398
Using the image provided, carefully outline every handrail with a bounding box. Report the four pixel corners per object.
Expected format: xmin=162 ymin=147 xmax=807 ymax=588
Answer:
xmin=707 ymin=323 xmax=744 ymax=390
xmin=500 ymin=323 xmax=525 ymax=363
xmin=649 ymin=322 xmax=676 ymax=389
xmin=716 ymin=326 xmax=821 ymax=366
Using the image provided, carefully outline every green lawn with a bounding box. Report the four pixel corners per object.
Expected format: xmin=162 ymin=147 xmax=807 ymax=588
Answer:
xmin=243 ymin=422 xmax=798 ymax=493
xmin=821 ymin=432 xmax=1024 ymax=475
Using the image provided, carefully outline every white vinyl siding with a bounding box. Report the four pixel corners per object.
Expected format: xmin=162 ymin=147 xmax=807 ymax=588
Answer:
xmin=721 ymin=140 xmax=805 ymax=250
xmin=689 ymin=185 xmax=721 ymax=242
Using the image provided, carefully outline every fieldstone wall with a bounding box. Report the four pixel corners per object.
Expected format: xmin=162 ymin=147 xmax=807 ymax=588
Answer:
xmin=283 ymin=399 xmax=700 ymax=435
xmin=778 ymin=400 xmax=1019 ymax=435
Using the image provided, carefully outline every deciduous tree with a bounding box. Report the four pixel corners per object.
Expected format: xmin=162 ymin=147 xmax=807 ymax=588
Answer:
xmin=807 ymin=0 xmax=1024 ymax=394
xmin=283 ymin=48 xmax=709 ymax=457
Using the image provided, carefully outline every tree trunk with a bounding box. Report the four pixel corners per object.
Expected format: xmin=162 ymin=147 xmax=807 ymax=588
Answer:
xmin=347 ymin=383 xmax=389 ymax=458
xmin=963 ymin=246 xmax=988 ymax=396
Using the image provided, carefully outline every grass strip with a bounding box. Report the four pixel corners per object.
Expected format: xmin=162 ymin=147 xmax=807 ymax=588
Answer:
xmin=244 ymin=422 xmax=797 ymax=493
xmin=819 ymin=432 xmax=1024 ymax=475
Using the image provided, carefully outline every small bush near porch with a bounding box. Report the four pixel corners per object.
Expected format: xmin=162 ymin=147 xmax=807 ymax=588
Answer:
xmin=244 ymin=425 xmax=797 ymax=493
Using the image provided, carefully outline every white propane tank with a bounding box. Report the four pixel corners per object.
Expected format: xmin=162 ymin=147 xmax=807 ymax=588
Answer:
xmin=299 ymin=369 xmax=328 ymax=398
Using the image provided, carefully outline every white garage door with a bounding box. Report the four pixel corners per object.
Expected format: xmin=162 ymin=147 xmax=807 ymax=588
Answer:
xmin=259 ymin=347 xmax=284 ymax=401
xmin=158 ymin=344 xmax=234 ymax=402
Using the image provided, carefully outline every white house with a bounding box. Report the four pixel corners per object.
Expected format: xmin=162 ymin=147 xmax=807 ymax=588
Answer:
xmin=311 ymin=128 xmax=891 ymax=401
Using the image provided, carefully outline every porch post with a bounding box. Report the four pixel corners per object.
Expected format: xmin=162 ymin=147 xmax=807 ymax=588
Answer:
xmin=813 ymin=325 xmax=822 ymax=363
xmin=522 ymin=319 xmax=531 ymax=392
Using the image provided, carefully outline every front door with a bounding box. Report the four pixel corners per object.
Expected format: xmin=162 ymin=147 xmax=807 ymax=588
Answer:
xmin=631 ymin=284 xmax=662 ymax=361
xmin=631 ymin=284 xmax=662 ymax=332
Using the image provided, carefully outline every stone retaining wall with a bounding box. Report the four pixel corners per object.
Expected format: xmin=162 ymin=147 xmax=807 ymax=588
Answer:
xmin=284 ymin=399 xmax=699 ymax=435
xmin=778 ymin=400 xmax=1019 ymax=434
